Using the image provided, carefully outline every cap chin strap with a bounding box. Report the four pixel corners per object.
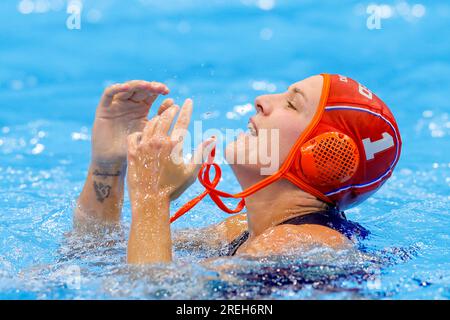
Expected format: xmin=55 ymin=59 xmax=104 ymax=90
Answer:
xmin=170 ymin=147 xmax=283 ymax=223
xmin=170 ymin=73 xmax=333 ymax=223
xmin=169 ymin=142 xmax=332 ymax=223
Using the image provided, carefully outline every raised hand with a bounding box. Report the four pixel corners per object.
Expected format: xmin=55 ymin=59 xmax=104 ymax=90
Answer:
xmin=126 ymin=99 xmax=215 ymax=264
xmin=92 ymin=80 xmax=170 ymax=165
xmin=126 ymin=99 xmax=215 ymax=201
xmin=75 ymin=80 xmax=171 ymax=228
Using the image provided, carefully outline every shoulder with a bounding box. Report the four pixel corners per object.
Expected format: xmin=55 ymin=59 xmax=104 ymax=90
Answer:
xmin=236 ymin=224 xmax=352 ymax=257
xmin=213 ymin=213 xmax=248 ymax=243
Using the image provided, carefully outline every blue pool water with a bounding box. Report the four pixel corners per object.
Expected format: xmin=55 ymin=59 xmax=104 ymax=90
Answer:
xmin=1 ymin=0 xmax=449 ymax=299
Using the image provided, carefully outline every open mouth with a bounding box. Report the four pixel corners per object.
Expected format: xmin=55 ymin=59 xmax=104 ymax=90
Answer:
xmin=247 ymin=119 xmax=258 ymax=136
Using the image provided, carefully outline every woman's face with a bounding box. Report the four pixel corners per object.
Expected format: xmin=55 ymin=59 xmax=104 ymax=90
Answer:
xmin=225 ymin=75 xmax=324 ymax=188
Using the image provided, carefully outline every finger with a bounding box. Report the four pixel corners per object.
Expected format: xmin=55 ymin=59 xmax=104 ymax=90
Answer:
xmin=144 ymin=90 xmax=168 ymax=107
xmin=140 ymin=81 xmax=170 ymax=106
xmin=145 ymin=81 xmax=169 ymax=95
xmin=142 ymin=117 xmax=159 ymax=141
xmin=157 ymin=98 xmax=174 ymax=115
xmin=115 ymin=81 xmax=144 ymax=100
xmin=115 ymin=90 xmax=136 ymax=101
xmin=153 ymin=105 xmax=179 ymax=136
xmin=170 ymin=98 xmax=193 ymax=143
xmin=101 ymin=83 xmax=130 ymax=106
xmin=116 ymin=80 xmax=169 ymax=101
xmin=129 ymin=90 xmax=148 ymax=103
xmin=190 ymin=137 xmax=217 ymax=172
xmin=127 ymin=132 xmax=142 ymax=153
xmin=129 ymin=81 xmax=164 ymax=103
xmin=144 ymin=94 xmax=159 ymax=107
xmin=126 ymin=80 xmax=169 ymax=95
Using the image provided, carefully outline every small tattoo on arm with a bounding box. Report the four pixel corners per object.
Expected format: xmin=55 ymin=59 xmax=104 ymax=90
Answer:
xmin=94 ymin=181 xmax=112 ymax=203
xmin=93 ymin=170 xmax=121 ymax=179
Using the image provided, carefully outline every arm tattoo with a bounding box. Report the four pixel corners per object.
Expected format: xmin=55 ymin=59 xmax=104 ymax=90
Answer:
xmin=93 ymin=170 xmax=122 ymax=179
xmin=94 ymin=181 xmax=112 ymax=203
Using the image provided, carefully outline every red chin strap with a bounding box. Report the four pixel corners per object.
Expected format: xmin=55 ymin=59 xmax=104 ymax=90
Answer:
xmin=169 ymin=147 xmax=246 ymax=223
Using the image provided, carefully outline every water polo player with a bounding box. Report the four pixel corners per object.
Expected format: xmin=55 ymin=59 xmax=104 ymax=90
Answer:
xmin=74 ymin=74 xmax=401 ymax=264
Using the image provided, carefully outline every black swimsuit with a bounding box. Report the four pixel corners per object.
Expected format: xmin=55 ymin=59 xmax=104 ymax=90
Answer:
xmin=223 ymin=209 xmax=369 ymax=256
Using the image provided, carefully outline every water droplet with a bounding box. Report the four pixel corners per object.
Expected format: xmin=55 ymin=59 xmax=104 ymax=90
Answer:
xmin=379 ymin=5 xmax=393 ymax=19
xmin=31 ymin=144 xmax=45 ymax=155
xmin=233 ymin=103 xmax=253 ymax=116
xmin=257 ymin=0 xmax=275 ymax=11
xmin=411 ymin=4 xmax=426 ymax=18
xmin=18 ymin=0 xmax=34 ymax=14
xmin=400 ymin=168 xmax=412 ymax=175
xmin=87 ymin=9 xmax=102 ymax=23
xmin=396 ymin=2 xmax=410 ymax=17
xmin=201 ymin=111 xmax=220 ymax=120
xmin=226 ymin=112 xmax=239 ymax=120
xmin=34 ymin=0 xmax=50 ymax=13
xmin=10 ymin=80 xmax=24 ymax=91
xmin=422 ymin=110 xmax=433 ymax=118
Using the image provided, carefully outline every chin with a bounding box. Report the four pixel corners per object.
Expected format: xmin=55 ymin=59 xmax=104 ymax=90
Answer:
xmin=225 ymin=134 xmax=262 ymax=180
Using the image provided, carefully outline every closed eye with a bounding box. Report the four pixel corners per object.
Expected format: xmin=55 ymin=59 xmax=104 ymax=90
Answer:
xmin=287 ymin=100 xmax=297 ymax=110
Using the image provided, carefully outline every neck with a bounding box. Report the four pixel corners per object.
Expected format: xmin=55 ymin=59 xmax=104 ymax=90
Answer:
xmin=243 ymin=179 xmax=329 ymax=236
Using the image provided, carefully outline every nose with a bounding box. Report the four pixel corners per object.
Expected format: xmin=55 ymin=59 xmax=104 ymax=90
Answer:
xmin=254 ymin=95 xmax=273 ymax=116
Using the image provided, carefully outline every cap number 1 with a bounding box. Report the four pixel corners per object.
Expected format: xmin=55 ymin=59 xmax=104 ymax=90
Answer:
xmin=362 ymin=132 xmax=394 ymax=160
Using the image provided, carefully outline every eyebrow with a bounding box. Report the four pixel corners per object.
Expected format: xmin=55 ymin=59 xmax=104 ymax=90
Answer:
xmin=288 ymin=87 xmax=308 ymax=101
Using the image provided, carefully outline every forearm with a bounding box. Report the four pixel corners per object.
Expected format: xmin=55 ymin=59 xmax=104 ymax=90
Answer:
xmin=74 ymin=161 xmax=126 ymax=229
xmin=127 ymin=193 xmax=172 ymax=264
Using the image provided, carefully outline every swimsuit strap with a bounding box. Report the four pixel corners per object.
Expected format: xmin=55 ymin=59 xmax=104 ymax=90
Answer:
xmin=279 ymin=209 xmax=369 ymax=240
xmin=223 ymin=209 xmax=369 ymax=256
xmin=222 ymin=230 xmax=250 ymax=257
